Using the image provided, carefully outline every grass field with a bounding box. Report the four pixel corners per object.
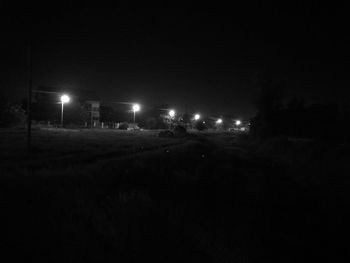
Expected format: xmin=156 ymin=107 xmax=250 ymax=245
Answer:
xmin=0 ymin=128 xmax=349 ymax=262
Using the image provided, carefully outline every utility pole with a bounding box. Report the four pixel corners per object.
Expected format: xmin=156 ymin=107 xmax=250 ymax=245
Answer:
xmin=91 ymin=107 xmax=94 ymax=128
xmin=61 ymin=101 xmax=64 ymax=127
xmin=27 ymin=41 xmax=32 ymax=151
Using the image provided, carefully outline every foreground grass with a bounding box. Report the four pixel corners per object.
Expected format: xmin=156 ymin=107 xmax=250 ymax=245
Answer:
xmin=0 ymin=128 xmax=349 ymax=262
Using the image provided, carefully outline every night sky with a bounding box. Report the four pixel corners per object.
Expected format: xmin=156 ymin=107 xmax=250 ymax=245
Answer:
xmin=1 ymin=2 xmax=348 ymax=118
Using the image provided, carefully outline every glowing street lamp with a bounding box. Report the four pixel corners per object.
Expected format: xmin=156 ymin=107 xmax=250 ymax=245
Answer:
xmin=169 ymin=109 xmax=176 ymax=118
xmin=132 ymin=104 xmax=140 ymax=124
xmin=167 ymin=109 xmax=176 ymax=129
xmin=235 ymin=120 xmax=241 ymax=126
xmin=194 ymin=114 xmax=200 ymax=120
xmin=216 ymin=118 xmax=223 ymax=124
xmin=60 ymin=94 xmax=70 ymax=127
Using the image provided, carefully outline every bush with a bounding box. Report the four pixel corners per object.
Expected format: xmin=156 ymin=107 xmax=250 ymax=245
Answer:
xmin=194 ymin=121 xmax=207 ymax=131
xmin=173 ymin=125 xmax=187 ymax=137
xmin=145 ymin=117 xmax=157 ymax=129
xmin=158 ymin=130 xmax=174 ymax=137
xmin=0 ymin=101 xmax=26 ymax=128
xmin=118 ymin=122 xmax=129 ymax=130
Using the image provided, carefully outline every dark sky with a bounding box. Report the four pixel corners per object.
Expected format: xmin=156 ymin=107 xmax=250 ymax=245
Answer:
xmin=0 ymin=1 xmax=349 ymax=118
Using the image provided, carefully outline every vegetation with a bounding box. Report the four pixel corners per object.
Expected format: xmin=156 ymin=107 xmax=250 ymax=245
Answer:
xmin=63 ymin=103 xmax=90 ymax=126
xmin=1 ymin=128 xmax=347 ymax=262
xmin=194 ymin=121 xmax=208 ymax=131
xmin=158 ymin=130 xmax=174 ymax=137
xmin=118 ymin=122 xmax=129 ymax=130
xmin=250 ymin=77 xmax=350 ymax=140
xmin=173 ymin=125 xmax=187 ymax=137
xmin=0 ymin=96 xmax=25 ymax=128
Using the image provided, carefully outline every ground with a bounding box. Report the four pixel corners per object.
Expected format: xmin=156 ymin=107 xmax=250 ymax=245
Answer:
xmin=0 ymin=128 xmax=349 ymax=262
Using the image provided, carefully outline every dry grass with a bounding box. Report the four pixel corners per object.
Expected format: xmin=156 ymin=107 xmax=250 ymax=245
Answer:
xmin=0 ymin=128 xmax=348 ymax=262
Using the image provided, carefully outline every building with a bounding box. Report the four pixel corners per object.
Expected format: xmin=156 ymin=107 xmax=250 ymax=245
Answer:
xmin=32 ymin=86 xmax=100 ymax=125
xmin=85 ymin=100 xmax=100 ymax=127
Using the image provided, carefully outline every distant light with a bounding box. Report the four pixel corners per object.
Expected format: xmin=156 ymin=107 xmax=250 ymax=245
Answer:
xmin=133 ymin=104 xmax=140 ymax=112
xmin=169 ymin=109 xmax=175 ymax=118
xmin=216 ymin=118 xmax=222 ymax=124
xmin=60 ymin=94 xmax=70 ymax=104
xmin=235 ymin=120 xmax=241 ymax=126
xmin=194 ymin=114 xmax=200 ymax=120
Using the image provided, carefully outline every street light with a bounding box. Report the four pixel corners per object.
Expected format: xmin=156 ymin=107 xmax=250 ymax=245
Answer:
xmin=132 ymin=104 xmax=140 ymax=124
xmin=216 ymin=118 xmax=223 ymax=124
xmin=235 ymin=120 xmax=241 ymax=126
xmin=168 ymin=109 xmax=176 ymax=129
xmin=60 ymin=94 xmax=70 ymax=127
xmin=194 ymin=114 xmax=200 ymax=120
xmin=169 ymin=109 xmax=175 ymax=118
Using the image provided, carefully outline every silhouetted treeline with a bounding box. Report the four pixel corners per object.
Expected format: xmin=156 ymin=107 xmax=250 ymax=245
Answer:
xmin=137 ymin=105 xmax=171 ymax=129
xmin=99 ymin=105 xmax=169 ymax=129
xmin=0 ymin=95 xmax=25 ymax=127
xmin=250 ymin=79 xmax=350 ymax=140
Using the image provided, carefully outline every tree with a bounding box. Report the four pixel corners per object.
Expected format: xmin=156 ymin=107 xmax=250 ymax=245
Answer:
xmin=137 ymin=106 xmax=169 ymax=129
xmin=180 ymin=113 xmax=192 ymax=124
xmin=0 ymin=95 xmax=26 ymax=128
xmin=63 ymin=103 xmax=90 ymax=126
xmin=194 ymin=121 xmax=207 ymax=131
xmin=250 ymin=76 xmax=284 ymax=137
xmin=100 ymin=106 xmax=116 ymax=123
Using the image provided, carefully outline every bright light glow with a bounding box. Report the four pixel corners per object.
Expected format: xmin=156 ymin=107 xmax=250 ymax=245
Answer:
xmin=60 ymin=94 xmax=70 ymax=104
xmin=194 ymin=114 xmax=200 ymax=120
xmin=169 ymin=110 xmax=175 ymax=118
xmin=216 ymin=118 xmax=222 ymax=124
xmin=133 ymin=104 xmax=140 ymax=112
xmin=235 ymin=120 xmax=241 ymax=126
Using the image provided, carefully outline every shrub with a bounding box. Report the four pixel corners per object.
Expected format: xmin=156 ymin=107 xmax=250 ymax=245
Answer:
xmin=194 ymin=121 xmax=207 ymax=131
xmin=173 ymin=125 xmax=187 ymax=137
xmin=118 ymin=122 xmax=129 ymax=130
xmin=0 ymin=102 xmax=26 ymax=128
xmin=145 ymin=117 xmax=157 ymax=129
xmin=158 ymin=130 xmax=174 ymax=137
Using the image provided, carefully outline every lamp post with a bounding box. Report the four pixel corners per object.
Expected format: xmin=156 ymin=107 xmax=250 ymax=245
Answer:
xmin=169 ymin=109 xmax=175 ymax=118
xmin=132 ymin=104 xmax=140 ymax=124
xmin=169 ymin=109 xmax=175 ymax=129
xmin=192 ymin=113 xmax=200 ymax=129
xmin=235 ymin=120 xmax=241 ymax=131
xmin=27 ymin=41 xmax=32 ymax=151
xmin=60 ymin=94 xmax=70 ymax=127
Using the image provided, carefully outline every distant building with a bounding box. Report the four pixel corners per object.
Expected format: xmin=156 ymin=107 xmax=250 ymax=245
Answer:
xmin=85 ymin=101 xmax=100 ymax=127
xmin=31 ymin=86 xmax=100 ymax=125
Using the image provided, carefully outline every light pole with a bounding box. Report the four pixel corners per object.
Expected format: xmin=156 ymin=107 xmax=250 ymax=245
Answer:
xmin=169 ymin=109 xmax=175 ymax=119
xmin=192 ymin=113 xmax=200 ymax=129
xmin=235 ymin=120 xmax=241 ymax=131
xmin=132 ymin=104 xmax=140 ymax=124
xmin=26 ymin=41 xmax=33 ymax=151
xmin=60 ymin=94 xmax=70 ymax=127
xmin=169 ymin=109 xmax=175 ymax=129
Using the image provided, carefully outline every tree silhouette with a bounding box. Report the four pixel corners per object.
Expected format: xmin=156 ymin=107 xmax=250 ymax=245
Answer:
xmin=251 ymin=76 xmax=284 ymax=137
